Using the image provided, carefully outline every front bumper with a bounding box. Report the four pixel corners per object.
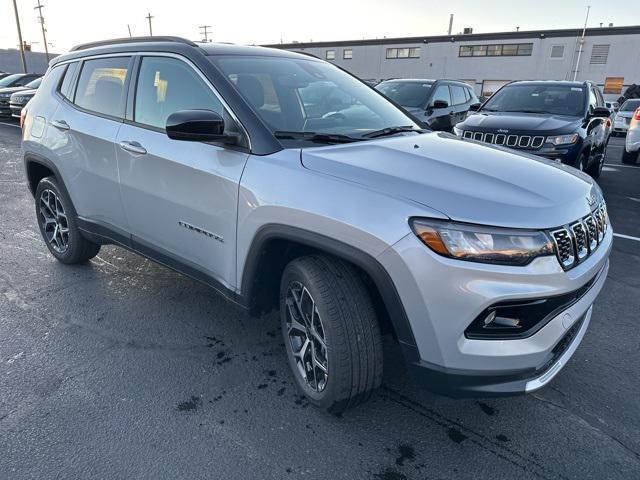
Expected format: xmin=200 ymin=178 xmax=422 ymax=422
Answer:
xmin=10 ymin=103 xmax=24 ymax=118
xmin=379 ymin=226 xmax=612 ymax=397
xmin=0 ymin=102 xmax=11 ymax=116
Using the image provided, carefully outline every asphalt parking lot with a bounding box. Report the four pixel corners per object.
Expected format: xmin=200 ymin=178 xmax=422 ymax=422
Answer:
xmin=0 ymin=120 xmax=639 ymax=480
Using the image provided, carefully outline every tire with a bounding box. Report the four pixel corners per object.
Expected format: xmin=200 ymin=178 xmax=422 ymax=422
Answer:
xmin=586 ymin=145 xmax=606 ymax=179
xmin=621 ymin=148 xmax=638 ymax=165
xmin=34 ymin=176 xmax=101 ymax=264
xmin=573 ymin=152 xmax=588 ymax=172
xmin=279 ymin=254 xmax=383 ymax=414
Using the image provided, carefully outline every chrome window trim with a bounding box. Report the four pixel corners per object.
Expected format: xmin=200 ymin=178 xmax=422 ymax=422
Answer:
xmin=52 ymin=51 xmax=251 ymax=151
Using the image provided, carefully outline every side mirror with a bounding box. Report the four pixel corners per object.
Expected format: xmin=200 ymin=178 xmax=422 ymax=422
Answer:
xmin=166 ymin=109 xmax=238 ymax=144
xmin=468 ymin=103 xmax=481 ymax=112
xmin=590 ymin=106 xmax=611 ymax=118
xmin=431 ymin=99 xmax=449 ymax=110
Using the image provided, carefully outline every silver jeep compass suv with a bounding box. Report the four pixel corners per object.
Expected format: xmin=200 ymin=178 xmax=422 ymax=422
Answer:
xmin=22 ymin=37 xmax=612 ymax=413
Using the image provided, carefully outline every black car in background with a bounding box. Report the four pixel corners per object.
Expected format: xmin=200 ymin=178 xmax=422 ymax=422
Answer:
xmin=376 ymin=79 xmax=479 ymax=132
xmin=0 ymin=74 xmax=42 ymax=116
xmin=9 ymin=77 xmax=43 ymax=118
xmin=454 ymin=80 xmax=611 ymax=178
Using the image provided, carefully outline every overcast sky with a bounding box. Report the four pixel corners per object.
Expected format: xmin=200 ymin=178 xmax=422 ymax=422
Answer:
xmin=1 ymin=0 xmax=638 ymax=53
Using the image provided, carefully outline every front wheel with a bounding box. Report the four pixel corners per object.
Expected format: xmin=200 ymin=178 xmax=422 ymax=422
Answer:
xmin=280 ymin=255 xmax=383 ymax=414
xmin=35 ymin=176 xmax=101 ymax=264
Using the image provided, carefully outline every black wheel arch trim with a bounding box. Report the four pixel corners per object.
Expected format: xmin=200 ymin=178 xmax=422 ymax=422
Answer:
xmin=23 ymin=152 xmax=71 ymax=198
xmin=241 ymin=224 xmax=420 ymax=354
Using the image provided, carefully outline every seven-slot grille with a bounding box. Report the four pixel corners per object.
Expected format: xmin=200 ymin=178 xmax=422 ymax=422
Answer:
xmin=551 ymin=203 xmax=608 ymax=270
xmin=462 ymin=130 xmax=546 ymax=150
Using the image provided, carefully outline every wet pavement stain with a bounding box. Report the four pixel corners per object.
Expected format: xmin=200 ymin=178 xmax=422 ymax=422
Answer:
xmin=476 ymin=401 xmax=497 ymax=416
xmin=277 ymin=387 xmax=286 ymax=396
xmin=395 ymin=444 xmax=416 ymax=466
xmin=496 ymin=434 xmax=510 ymax=442
xmin=257 ymin=384 xmax=268 ymax=389
xmin=447 ymin=427 xmax=468 ymax=444
xmin=176 ymin=395 xmax=201 ymax=412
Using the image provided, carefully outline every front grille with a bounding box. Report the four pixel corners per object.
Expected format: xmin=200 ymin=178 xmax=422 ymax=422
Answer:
xmin=462 ymin=130 xmax=545 ymax=150
xmin=550 ymin=202 xmax=608 ymax=270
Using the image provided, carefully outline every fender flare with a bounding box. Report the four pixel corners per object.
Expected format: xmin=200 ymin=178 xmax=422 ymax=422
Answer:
xmin=241 ymin=224 xmax=419 ymax=355
xmin=23 ymin=153 xmax=70 ymax=199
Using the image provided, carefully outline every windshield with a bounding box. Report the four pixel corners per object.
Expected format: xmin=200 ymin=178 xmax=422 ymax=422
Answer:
xmin=0 ymin=74 xmax=24 ymax=88
xmin=482 ymin=84 xmax=586 ymax=116
xmin=211 ymin=55 xmax=418 ymax=139
xmin=620 ymin=99 xmax=640 ymax=112
xmin=375 ymin=81 xmax=433 ymax=108
xmin=25 ymin=77 xmax=41 ymax=89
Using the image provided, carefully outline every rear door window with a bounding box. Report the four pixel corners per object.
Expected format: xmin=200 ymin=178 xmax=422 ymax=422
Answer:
xmin=450 ymin=85 xmax=467 ymax=105
xmin=134 ymin=56 xmax=223 ymax=130
xmin=59 ymin=62 xmax=79 ymax=100
xmin=74 ymin=57 xmax=130 ymax=118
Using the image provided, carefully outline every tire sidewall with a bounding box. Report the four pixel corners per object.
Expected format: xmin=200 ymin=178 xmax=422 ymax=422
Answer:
xmin=279 ymin=261 xmax=343 ymax=410
xmin=34 ymin=177 xmax=82 ymax=262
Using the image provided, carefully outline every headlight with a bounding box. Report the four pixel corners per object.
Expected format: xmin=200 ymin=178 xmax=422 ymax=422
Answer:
xmin=547 ymin=134 xmax=579 ymax=146
xmin=410 ymin=218 xmax=554 ymax=266
xmin=453 ymin=126 xmax=463 ymax=137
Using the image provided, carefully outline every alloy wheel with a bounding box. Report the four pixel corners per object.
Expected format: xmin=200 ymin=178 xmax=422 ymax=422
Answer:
xmin=284 ymin=281 xmax=329 ymax=392
xmin=38 ymin=189 xmax=69 ymax=254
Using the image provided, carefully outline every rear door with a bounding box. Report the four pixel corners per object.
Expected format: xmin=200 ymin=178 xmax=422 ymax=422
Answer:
xmin=49 ymin=56 xmax=132 ymax=234
xmin=449 ymin=84 xmax=469 ymax=126
xmin=116 ymin=54 xmax=249 ymax=288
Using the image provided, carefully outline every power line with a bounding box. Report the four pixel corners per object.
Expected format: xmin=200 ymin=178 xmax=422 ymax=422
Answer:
xmin=34 ymin=0 xmax=50 ymax=63
xmin=146 ymin=13 xmax=154 ymax=36
xmin=199 ymin=25 xmax=212 ymax=42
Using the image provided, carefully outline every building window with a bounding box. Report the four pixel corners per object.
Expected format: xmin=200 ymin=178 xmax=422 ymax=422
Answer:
xmin=326 ymin=50 xmax=335 ymax=60
xmin=550 ymin=45 xmax=565 ymax=58
xmin=343 ymin=49 xmax=353 ymax=59
xmin=460 ymin=43 xmax=533 ymax=57
xmin=590 ymin=44 xmax=610 ymax=64
xmin=604 ymin=77 xmax=624 ymax=94
xmin=386 ymin=47 xmax=420 ymax=59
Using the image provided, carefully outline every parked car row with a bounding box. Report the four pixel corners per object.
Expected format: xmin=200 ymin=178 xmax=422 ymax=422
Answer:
xmin=623 ymin=105 xmax=640 ymax=164
xmin=613 ymin=98 xmax=640 ymax=136
xmin=0 ymin=72 xmax=43 ymax=118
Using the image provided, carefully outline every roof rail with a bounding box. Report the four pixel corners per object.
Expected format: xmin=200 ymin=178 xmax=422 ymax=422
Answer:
xmin=70 ymin=36 xmax=198 ymax=52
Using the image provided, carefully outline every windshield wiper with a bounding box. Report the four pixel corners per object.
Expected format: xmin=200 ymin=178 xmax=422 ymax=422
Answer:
xmin=502 ymin=109 xmax=550 ymax=114
xmin=274 ymin=131 xmax=362 ymax=144
xmin=362 ymin=126 xmax=424 ymax=138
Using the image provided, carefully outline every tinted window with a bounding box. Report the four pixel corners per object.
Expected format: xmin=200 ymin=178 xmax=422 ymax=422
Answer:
xmin=134 ymin=57 xmax=223 ymax=130
xmin=588 ymin=88 xmax=598 ymax=110
xmin=25 ymin=77 xmax=42 ymax=89
xmin=482 ymin=84 xmax=586 ymax=116
xmin=376 ymin=82 xmax=433 ymax=108
xmin=431 ymin=85 xmax=451 ymax=106
xmin=450 ymin=85 xmax=467 ymax=105
xmin=0 ymin=74 xmax=24 ymax=88
xmin=621 ymin=99 xmax=640 ymax=112
xmin=59 ymin=62 xmax=79 ymax=100
xmin=75 ymin=57 xmax=130 ymax=117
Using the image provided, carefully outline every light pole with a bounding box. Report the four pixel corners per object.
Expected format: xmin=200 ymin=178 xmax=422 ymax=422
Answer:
xmin=12 ymin=0 xmax=28 ymax=73
xmin=34 ymin=0 xmax=50 ymax=63
xmin=573 ymin=5 xmax=591 ymax=82
xmin=146 ymin=13 xmax=154 ymax=36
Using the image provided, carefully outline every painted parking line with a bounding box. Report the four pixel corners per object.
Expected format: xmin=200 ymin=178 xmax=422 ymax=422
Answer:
xmin=0 ymin=122 xmax=20 ymax=128
xmin=604 ymin=163 xmax=640 ymax=169
xmin=614 ymin=233 xmax=640 ymax=242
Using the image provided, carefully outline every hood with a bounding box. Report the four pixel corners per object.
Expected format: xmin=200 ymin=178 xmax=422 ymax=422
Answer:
xmin=301 ymin=132 xmax=598 ymax=229
xmin=10 ymin=89 xmax=37 ymax=99
xmin=616 ymin=111 xmax=635 ymax=118
xmin=0 ymin=86 xmax=29 ymax=95
xmin=460 ymin=111 xmax=581 ymax=134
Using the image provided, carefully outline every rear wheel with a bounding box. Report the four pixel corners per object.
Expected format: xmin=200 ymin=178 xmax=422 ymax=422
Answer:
xmin=280 ymin=255 xmax=383 ymax=413
xmin=621 ymin=148 xmax=638 ymax=165
xmin=35 ymin=177 xmax=101 ymax=264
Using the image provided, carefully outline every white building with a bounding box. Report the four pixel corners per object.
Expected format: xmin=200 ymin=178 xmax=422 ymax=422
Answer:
xmin=266 ymin=25 xmax=640 ymax=100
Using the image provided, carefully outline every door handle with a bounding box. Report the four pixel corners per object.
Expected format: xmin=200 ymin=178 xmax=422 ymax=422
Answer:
xmin=50 ymin=119 xmax=70 ymax=130
xmin=119 ymin=140 xmax=147 ymax=155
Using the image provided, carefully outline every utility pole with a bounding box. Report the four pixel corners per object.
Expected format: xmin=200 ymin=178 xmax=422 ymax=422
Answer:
xmin=573 ymin=5 xmax=591 ymax=81
xmin=199 ymin=25 xmax=212 ymax=42
xmin=12 ymin=0 xmax=28 ymax=73
xmin=127 ymin=24 xmax=132 ymax=37
xmin=146 ymin=13 xmax=154 ymax=36
xmin=34 ymin=0 xmax=50 ymax=63
xmin=447 ymin=14 xmax=454 ymax=36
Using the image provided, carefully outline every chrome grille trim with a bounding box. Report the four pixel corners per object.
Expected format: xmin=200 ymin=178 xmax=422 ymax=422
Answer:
xmin=549 ymin=201 xmax=608 ymax=270
xmin=460 ymin=131 xmax=546 ymax=150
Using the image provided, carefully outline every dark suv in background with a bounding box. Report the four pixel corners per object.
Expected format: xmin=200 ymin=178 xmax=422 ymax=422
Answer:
xmin=376 ymin=79 xmax=479 ymax=131
xmin=454 ymin=81 xmax=611 ymax=178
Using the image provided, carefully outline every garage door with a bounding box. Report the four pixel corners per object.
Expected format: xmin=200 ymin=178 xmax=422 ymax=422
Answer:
xmin=481 ymin=80 xmax=510 ymax=97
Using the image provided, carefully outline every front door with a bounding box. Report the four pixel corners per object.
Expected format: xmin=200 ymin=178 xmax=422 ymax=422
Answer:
xmin=116 ymin=55 xmax=249 ymax=289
